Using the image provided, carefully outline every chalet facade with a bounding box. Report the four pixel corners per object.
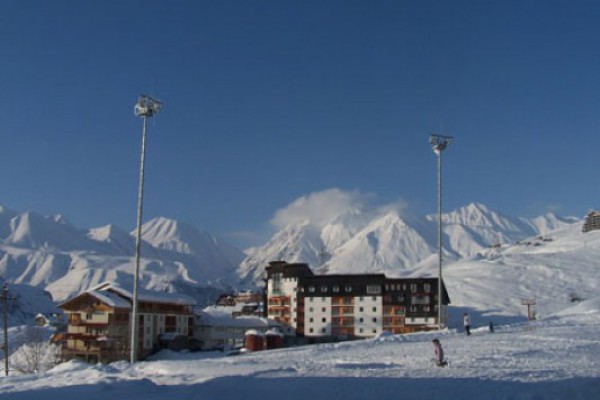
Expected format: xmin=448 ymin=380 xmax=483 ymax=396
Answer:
xmin=59 ymin=283 xmax=196 ymax=363
xmin=266 ymin=261 xmax=450 ymax=341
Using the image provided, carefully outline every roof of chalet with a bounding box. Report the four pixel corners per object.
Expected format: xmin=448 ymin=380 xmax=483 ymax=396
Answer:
xmin=59 ymin=282 xmax=197 ymax=309
xmin=90 ymin=282 xmax=196 ymax=306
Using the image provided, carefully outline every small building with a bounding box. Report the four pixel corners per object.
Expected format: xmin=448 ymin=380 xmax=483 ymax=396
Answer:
xmin=194 ymin=306 xmax=281 ymax=350
xmin=59 ymin=282 xmax=196 ymax=363
xmin=582 ymin=210 xmax=600 ymax=233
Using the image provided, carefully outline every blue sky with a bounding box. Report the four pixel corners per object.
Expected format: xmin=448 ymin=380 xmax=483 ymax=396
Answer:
xmin=1 ymin=1 xmax=599 ymax=247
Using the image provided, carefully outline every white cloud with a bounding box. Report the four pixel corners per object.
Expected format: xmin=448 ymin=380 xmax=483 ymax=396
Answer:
xmin=271 ymin=188 xmax=374 ymax=228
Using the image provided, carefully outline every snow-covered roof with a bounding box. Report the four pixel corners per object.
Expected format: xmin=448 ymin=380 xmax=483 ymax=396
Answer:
xmin=87 ymin=289 xmax=132 ymax=309
xmin=88 ymin=282 xmax=196 ymax=306
xmin=197 ymin=306 xmax=279 ymax=328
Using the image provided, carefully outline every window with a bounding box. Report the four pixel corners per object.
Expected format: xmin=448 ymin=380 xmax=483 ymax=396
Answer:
xmin=321 ymin=297 xmax=326 ymax=302
xmin=86 ymin=313 xmax=93 ymax=320
xmin=345 ymin=285 xmax=353 ymax=292
xmin=309 ymin=328 xmax=314 ymax=333
xmin=366 ymin=285 xmax=381 ymax=295
xmin=321 ymin=286 xmax=328 ymax=293
xmin=309 ymin=297 xmax=314 ymax=302
xmin=372 ymin=317 xmax=377 ymax=323
xmin=359 ymin=296 xmax=364 ymax=302
xmin=333 ymin=285 xmax=340 ymax=293
xmin=359 ymin=307 xmax=364 ymax=312
xmin=322 ymin=307 xmax=326 ymax=312
xmin=372 ymin=307 xmax=377 ymax=312
xmin=359 ymin=317 xmax=364 ymax=323
xmin=385 ymin=284 xmax=389 ymax=291
xmin=410 ymin=306 xmax=418 ymax=312
xmin=397 ymin=295 xmax=405 ymax=302
xmin=322 ymin=318 xmax=326 ymax=323
xmin=410 ymin=284 xmax=418 ymax=293
xmin=359 ymin=328 xmax=363 ymax=333
xmin=309 ymin=318 xmax=313 ymax=322
xmin=424 ymin=283 xmax=431 ymax=292
xmin=321 ymin=328 xmax=326 ymax=333
xmin=309 ymin=286 xmax=316 ymax=293
xmin=309 ymin=307 xmax=314 ymax=312
xmin=373 ymin=329 xmax=377 ymax=334
xmin=423 ymin=306 xmax=431 ymax=312
xmin=372 ymin=296 xmax=377 ymax=301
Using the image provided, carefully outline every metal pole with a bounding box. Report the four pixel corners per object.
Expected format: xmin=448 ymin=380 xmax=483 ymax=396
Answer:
xmin=130 ymin=115 xmax=148 ymax=364
xmin=437 ymin=150 xmax=443 ymax=330
xmin=2 ymin=285 xmax=8 ymax=376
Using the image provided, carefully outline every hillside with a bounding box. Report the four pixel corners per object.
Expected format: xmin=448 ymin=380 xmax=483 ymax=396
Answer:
xmin=237 ymin=202 xmax=578 ymax=286
xmin=0 ymin=206 xmax=245 ymax=302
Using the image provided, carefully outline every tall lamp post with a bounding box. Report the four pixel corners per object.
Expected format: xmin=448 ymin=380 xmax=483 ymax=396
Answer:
xmin=429 ymin=134 xmax=453 ymax=330
xmin=130 ymin=94 xmax=162 ymax=363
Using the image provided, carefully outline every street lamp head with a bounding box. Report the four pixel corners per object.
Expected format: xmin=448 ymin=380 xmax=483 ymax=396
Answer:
xmin=429 ymin=134 xmax=453 ymax=155
xmin=134 ymin=94 xmax=163 ymax=117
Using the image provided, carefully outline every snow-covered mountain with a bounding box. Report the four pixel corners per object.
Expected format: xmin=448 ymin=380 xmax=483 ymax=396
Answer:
xmin=0 ymin=206 xmax=245 ymax=302
xmin=237 ymin=202 xmax=579 ymax=286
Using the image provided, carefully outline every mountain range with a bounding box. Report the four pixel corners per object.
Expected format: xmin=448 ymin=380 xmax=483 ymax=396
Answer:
xmin=0 ymin=202 xmax=584 ymax=315
xmin=237 ymin=202 xmax=578 ymax=285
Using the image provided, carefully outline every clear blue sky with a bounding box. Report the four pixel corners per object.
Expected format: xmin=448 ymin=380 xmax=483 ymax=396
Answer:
xmin=1 ymin=0 xmax=599 ymax=247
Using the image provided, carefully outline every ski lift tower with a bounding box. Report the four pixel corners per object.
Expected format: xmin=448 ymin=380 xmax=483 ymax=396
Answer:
xmin=429 ymin=134 xmax=453 ymax=330
xmin=130 ymin=94 xmax=162 ymax=364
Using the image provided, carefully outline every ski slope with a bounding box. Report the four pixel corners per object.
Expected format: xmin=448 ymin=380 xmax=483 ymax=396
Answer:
xmin=1 ymin=299 xmax=598 ymax=400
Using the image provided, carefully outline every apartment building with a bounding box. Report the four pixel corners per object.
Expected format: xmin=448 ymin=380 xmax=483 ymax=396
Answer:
xmin=266 ymin=261 xmax=450 ymax=341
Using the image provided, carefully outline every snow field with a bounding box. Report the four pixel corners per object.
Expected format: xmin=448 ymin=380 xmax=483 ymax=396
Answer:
xmin=1 ymin=303 xmax=599 ymax=400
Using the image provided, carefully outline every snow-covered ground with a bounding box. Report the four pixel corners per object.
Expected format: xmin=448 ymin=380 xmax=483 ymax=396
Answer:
xmin=1 ymin=299 xmax=599 ymax=400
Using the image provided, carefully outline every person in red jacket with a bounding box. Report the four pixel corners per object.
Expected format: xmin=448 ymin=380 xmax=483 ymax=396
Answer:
xmin=432 ymin=338 xmax=447 ymax=367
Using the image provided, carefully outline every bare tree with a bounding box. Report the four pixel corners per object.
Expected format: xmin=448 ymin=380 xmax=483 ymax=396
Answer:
xmin=13 ymin=326 xmax=60 ymax=374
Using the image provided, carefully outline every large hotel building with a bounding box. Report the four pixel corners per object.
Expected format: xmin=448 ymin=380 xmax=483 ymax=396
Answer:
xmin=266 ymin=261 xmax=450 ymax=341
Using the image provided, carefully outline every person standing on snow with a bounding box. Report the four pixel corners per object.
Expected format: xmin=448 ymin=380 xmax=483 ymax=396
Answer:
xmin=432 ymin=339 xmax=447 ymax=367
xmin=463 ymin=312 xmax=471 ymax=336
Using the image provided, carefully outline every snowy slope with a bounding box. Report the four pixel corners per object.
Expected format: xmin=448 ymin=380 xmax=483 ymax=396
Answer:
xmin=0 ymin=206 xmax=245 ymax=302
xmin=237 ymin=202 xmax=580 ymax=286
xmin=1 ymin=302 xmax=598 ymax=399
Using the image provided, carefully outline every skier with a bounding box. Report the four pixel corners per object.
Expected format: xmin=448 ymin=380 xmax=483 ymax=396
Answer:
xmin=489 ymin=321 xmax=494 ymax=333
xmin=463 ymin=312 xmax=471 ymax=336
xmin=432 ymin=339 xmax=447 ymax=367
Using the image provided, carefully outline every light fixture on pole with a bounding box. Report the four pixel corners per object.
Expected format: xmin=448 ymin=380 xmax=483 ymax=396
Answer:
xmin=130 ymin=94 xmax=162 ymax=363
xmin=429 ymin=133 xmax=453 ymax=330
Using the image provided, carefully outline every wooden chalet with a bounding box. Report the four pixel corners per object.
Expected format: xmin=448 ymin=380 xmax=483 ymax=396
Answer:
xmin=59 ymin=282 xmax=196 ymax=363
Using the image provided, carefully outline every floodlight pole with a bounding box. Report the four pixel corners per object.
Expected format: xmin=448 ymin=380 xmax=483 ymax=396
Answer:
xmin=429 ymin=134 xmax=453 ymax=330
xmin=130 ymin=94 xmax=162 ymax=364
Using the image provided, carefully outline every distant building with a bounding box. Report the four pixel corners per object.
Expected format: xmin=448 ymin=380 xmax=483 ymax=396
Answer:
xmin=194 ymin=306 xmax=280 ymax=350
xmin=582 ymin=210 xmax=600 ymax=233
xmin=58 ymin=282 xmax=196 ymax=363
xmin=266 ymin=261 xmax=450 ymax=342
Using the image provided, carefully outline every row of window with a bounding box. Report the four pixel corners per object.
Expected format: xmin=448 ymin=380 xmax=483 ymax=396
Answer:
xmin=305 ymin=306 xmax=379 ymax=313
xmin=307 ymin=316 xmax=379 ymax=324
xmin=304 ymin=282 xmax=433 ymax=295
xmin=385 ymin=283 xmax=432 ymax=293
xmin=307 ymin=327 xmax=379 ymax=334
xmin=307 ymin=296 xmax=379 ymax=302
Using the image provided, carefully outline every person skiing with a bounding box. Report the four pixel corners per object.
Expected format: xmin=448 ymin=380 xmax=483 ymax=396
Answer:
xmin=432 ymin=338 xmax=447 ymax=367
xmin=463 ymin=312 xmax=471 ymax=336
